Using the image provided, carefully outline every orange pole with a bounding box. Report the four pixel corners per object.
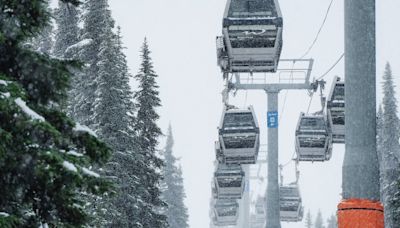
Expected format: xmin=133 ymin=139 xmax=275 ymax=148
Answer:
xmin=338 ymin=199 xmax=384 ymax=228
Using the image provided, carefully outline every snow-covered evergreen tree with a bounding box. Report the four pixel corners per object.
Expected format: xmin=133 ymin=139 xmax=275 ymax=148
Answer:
xmin=377 ymin=105 xmax=384 ymax=201
xmin=161 ymin=125 xmax=189 ymax=228
xmin=134 ymin=39 xmax=168 ymax=228
xmin=0 ymin=1 xmax=112 ymax=226
xmin=53 ymin=0 xmax=80 ymax=58
xmin=305 ymin=210 xmax=313 ymax=228
xmin=380 ymin=63 xmax=400 ymax=227
xmin=326 ymin=214 xmax=337 ymax=228
xmin=70 ymin=1 xmax=141 ymax=226
xmin=73 ymin=0 xmax=114 ymax=127
xmin=53 ymin=0 xmax=81 ymax=114
xmin=29 ymin=2 xmax=54 ymax=55
xmin=314 ymin=210 xmax=325 ymax=228
xmin=90 ymin=21 xmax=140 ymax=227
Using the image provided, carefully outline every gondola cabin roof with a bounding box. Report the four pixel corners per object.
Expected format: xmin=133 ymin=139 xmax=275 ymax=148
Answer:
xmin=219 ymin=106 xmax=259 ymax=133
xmin=223 ymin=0 xmax=283 ymax=27
xmin=296 ymin=113 xmax=328 ymax=134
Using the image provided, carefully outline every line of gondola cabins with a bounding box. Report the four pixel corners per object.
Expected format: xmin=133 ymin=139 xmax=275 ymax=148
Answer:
xmin=211 ymin=77 xmax=345 ymax=226
xmin=211 ymin=0 xmax=345 ymax=225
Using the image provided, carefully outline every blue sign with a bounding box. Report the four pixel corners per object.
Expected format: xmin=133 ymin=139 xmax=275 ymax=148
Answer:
xmin=267 ymin=111 xmax=278 ymax=128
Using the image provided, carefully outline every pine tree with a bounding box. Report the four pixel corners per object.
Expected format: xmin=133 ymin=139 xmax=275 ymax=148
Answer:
xmin=326 ymin=214 xmax=337 ymax=228
xmin=29 ymin=2 xmax=54 ymax=55
xmin=53 ymin=0 xmax=81 ymax=114
xmin=305 ymin=210 xmax=313 ymax=228
xmin=0 ymin=1 xmax=111 ymax=227
xmin=377 ymin=105 xmax=384 ymax=201
xmin=380 ymin=63 xmax=400 ymax=227
xmin=53 ymin=1 xmax=80 ymax=58
xmin=90 ymin=22 xmax=139 ymax=227
xmin=162 ymin=125 xmax=189 ymax=228
xmin=134 ymin=38 xmax=168 ymax=228
xmin=68 ymin=1 xmax=141 ymax=226
xmin=74 ymin=0 xmax=114 ymax=127
xmin=314 ymin=210 xmax=325 ymax=228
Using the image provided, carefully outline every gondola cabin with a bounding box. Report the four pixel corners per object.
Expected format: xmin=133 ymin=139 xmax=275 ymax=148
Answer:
xmin=295 ymin=113 xmax=332 ymax=162
xmin=213 ymin=199 xmax=239 ymax=226
xmin=214 ymin=163 xmax=245 ymax=199
xmin=218 ymin=0 xmax=283 ymax=73
xmin=327 ymin=76 xmax=345 ymax=143
xmin=280 ymin=183 xmax=304 ymax=222
xmin=218 ymin=106 xmax=260 ymax=164
xmin=254 ymin=196 xmax=266 ymax=226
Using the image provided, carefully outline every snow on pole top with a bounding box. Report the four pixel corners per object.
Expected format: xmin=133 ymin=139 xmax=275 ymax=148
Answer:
xmin=73 ymin=123 xmax=97 ymax=137
xmin=14 ymin=98 xmax=45 ymax=122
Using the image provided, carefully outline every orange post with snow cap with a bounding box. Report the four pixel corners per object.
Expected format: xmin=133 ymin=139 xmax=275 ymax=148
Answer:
xmin=338 ymin=199 xmax=384 ymax=228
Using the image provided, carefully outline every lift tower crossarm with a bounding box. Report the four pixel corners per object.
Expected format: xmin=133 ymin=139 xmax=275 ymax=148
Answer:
xmin=231 ymin=59 xmax=314 ymax=92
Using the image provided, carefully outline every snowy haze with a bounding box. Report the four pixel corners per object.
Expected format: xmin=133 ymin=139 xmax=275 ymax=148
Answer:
xmin=54 ymin=0 xmax=400 ymax=227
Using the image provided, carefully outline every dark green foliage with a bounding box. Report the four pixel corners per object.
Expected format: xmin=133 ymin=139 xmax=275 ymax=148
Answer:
xmin=0 ymin=1 xmax=111 ymax=227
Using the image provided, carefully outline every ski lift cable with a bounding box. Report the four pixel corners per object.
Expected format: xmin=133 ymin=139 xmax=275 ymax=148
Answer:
xmin=317 ymin=52 xmax=345 ymax=80
xmin=299 ymin=0 xmax=335 ymax=59
xmin=305 ymin=52 xmax=343 ymax=113
xmin=279 ymin=61 xmax=295 ymax=124
xmin=281 ymin=150 xmax=296 ymax=168
xmin=243 ymin=74 xmax=250 ymax=108
xmin=306 ymin=93 xmax=314 ymax=114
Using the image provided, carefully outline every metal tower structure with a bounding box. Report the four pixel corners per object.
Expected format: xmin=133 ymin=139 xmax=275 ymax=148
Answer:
xmin=338 ymin=0 xmax=384 ymax=226
xmin=343 ymin=0 xmax=379 ymax=201
xmin=230 ymin=59 xmax=314 ymax=228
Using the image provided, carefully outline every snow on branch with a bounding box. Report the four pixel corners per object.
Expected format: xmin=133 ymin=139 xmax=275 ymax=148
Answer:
xmin=0 ymin=212 xmax=9 ymax=217
xmin=38 ymin=223 xmax=49 ymax=228
xmin=0 ymin=92 xmax=10 ymax=98
xmin=14 ymin=98 xmax=45 ymax=122
xmin=63 ymin=161 xmax=78 ymax=173
xmin=67 ymin=150 xmax=84 ymax=157
xmin=0 ymin=80 xmax=9 ymax=86
xmin=82 ymin=167 xmax=100 ymax=178
xmin=65 ymin=39 xmax=93 ymax=55
xmin=73 ymin=123 xmax=97 ymax=137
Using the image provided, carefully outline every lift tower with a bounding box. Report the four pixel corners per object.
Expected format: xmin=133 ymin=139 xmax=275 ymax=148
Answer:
xmin=230 ymin=60 xmax=314 ymax=228
xmin=338 ymin=0 xmax=384 ymax=226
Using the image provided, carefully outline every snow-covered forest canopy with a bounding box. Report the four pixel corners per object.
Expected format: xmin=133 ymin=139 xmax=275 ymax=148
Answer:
xmin=0 ymin=0 xmax=188 ymax=227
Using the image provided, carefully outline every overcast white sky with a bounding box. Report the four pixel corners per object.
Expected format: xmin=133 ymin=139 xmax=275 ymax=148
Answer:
xmin=61 ymin=0 xmax=400 ymax=227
